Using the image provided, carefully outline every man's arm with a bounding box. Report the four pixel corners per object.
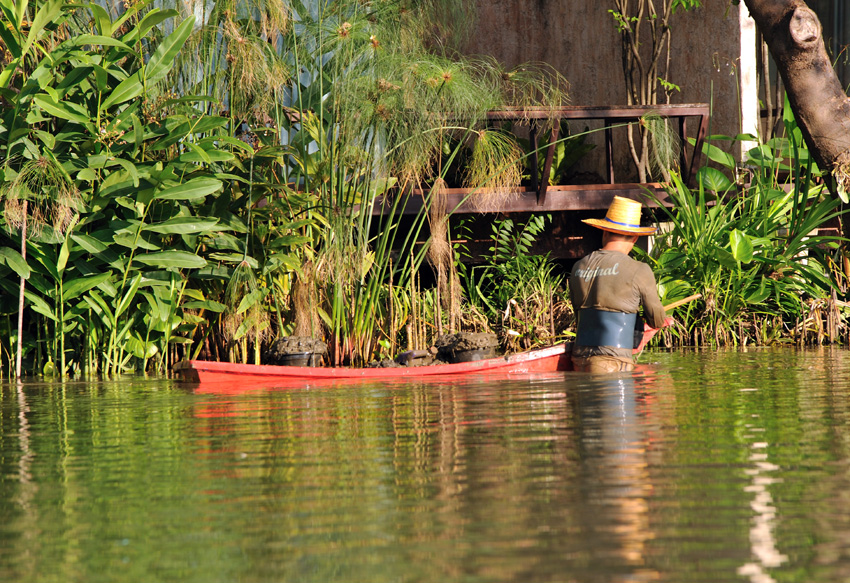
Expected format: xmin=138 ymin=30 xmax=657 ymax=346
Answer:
xmin=636 ymin=264 xmax=667 ymax=328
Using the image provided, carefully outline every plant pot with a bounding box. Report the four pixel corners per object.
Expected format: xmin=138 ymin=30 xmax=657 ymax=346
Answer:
xmin=448 ymin=346 xmax=498 ymax=363
xmin=277 ymin=352 xmax=322 ymax=367
xmin=264 ymin=336 xmax=328 ymax=367
xmin=435 ymin=332 xmax=500 ymax=364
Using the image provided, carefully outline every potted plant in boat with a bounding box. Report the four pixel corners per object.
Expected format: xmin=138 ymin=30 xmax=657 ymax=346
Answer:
xmin=264 ymin=337 xmax=328 ymax=367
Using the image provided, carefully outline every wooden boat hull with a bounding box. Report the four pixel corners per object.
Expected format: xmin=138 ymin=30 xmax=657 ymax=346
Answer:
xmin=174 ymin=343 xmax=573 ymax=385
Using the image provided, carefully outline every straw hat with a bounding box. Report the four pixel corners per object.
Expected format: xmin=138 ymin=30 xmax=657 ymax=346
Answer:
xmin=582 ymin=196 xmax=657 ymax=236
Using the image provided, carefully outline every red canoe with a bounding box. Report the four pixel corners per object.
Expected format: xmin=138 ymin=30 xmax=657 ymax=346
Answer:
xmin=174 ymin=343 xmax=574 ymax=384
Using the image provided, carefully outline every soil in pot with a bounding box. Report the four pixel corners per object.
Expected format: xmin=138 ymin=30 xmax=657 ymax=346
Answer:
xmin=434 ymin=332 xmax=500 ymax=364
xmin=264 ymin=336 xmax=328 ymax=367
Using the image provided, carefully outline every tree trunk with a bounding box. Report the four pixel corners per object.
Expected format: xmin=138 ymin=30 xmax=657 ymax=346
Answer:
xmin=743 ymin=0 xmax=850 ymax=190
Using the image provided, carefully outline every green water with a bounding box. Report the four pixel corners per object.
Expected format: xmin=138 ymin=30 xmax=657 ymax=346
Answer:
xmin=2 ymin=347 xmax=850 ymax=583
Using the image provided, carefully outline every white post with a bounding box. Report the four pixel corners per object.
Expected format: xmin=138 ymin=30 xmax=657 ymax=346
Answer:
xmin=739 ymin=3 xmax=760 ymax=159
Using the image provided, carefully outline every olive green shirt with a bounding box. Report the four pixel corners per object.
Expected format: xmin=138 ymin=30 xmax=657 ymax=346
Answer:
xmin=569 ymin=249 xmax=666 ymax=359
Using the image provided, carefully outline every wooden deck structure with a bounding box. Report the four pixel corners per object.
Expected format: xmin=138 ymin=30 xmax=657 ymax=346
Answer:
xmin=374 ymin=103 xmax=711 ymax=260
xmin=376 ymin=103 xmax=710 ymax=216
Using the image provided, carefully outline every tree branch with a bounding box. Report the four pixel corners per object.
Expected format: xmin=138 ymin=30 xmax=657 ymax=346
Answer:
xmin=744 ymin=0 xmax=850 ymax=185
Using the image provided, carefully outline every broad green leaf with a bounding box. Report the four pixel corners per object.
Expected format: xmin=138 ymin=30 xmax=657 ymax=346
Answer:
xmin=212 ymin=172 xmax=250 ymax=184
xmin=149 ymin=117 xmax=191 ymax=150
xmin=101 ymin=71 xmax=143 ymax=110
xmin=65 ymin=34 xmax=132 ymax=50
xmin=233 ymin=312 xmax=269 ymax=340
xmin=142 ymin=217 xmax=220 ymax=234
xmin=140 ymin=290 xmax=168 ymax=323
xmin=0 ymin=25 xmax=20 ymax=60
xmin=208 ymin=233 xmax=244 ymax=251
xmin=113 ymin=0 xmax=159 ymax=33
xmin=57 ymin=235 xmax=70 ymax=276
xmin=183 ymin=141 xmax=212 ymax=164
xmin=76 ymin=168 xmax=98 ymax=182
xmin=133 ymin=251 xmax=207 ymax=269
xmin=729 ymin=133 xmax=758 ymax=142
xmin=208 ymin=253 xmax=259 ymax=268
xmin=86 ymin=153 xmax=109 ymax=169
xmin=264 ymin=254 xmax=301 ymax=272
xmin=188 ymin=116 xmax=230 ymax=135
xmin=63 ymin=272 xmax=112 ymax=302
xmin=700 ymin=140 xmax=736 ymax=169
xmin=21 ymin=0 xmax=62 ymax=61
xmin=130 ymin=113 xmax=143 ymax=154
xmin=91 ymin=63 xmax=110 ymax=92
xmin=75 ymin=263 xmax=119 ymax=298
xmin=10 ymin=0 xmax=27 ymax=25
xmin=746 ymin=277 xmax=771 ymax=304
xmin=32 ymin=130 xmax=56 ymax=150
xmin=83 ymin=289 xmax=110 ymax=316
xmin=782 ymin=91 xmax=796 ymax=126
xmin=182 ymin=300 xmax=226 ymax=312
xmin=156 ymin=177 xmax=222 ymax=201
xmin=236 ymin=288 xmax=266 ymax=315
xmin=24 ymin=291 xmax=57 ymax=322
xmin=113 ymin=231 xmax=161 ymax=251
xmin=179 ymin=149 xmax=235 ymax=164
xmin=87 ymin=3 xmax=114 ymax=37
xmin=144 ymin=16 xmax=195 ymax=83
xmin=697 ymin=167 xmax=733 ymax=192
xmin=715 ymin=247 xmax=738 ymax=271
xmin=0 ymin=61 xmax=19 ymax=90
xmin=206 ymin=135 xmax=256 ymax=155
xmin=33 ymin=95 xmax=91 ymax=125
xmin=115 ymin=272 xmax=143 ymax=319
xmin=746 ymin=145 xmax=780 ymax=168
xmin=181 ymin=288 xmax=206 ymax=301
xmin=121 ymin=9 xmax=178 ymax=45
xmin=0 ymin=247 xmax=30 ymax=279
xmin=269 ymin=234 xmax=312 ymax=248
xmin=316 ymin=306 xmax=332 ymax=329
xmin=127 ymin=334 xmax=158 ymax=359
xmin=729 ymin=229 xmax=754 ymax=263
xmin=109 ymin=158 xmax=140 ymax=187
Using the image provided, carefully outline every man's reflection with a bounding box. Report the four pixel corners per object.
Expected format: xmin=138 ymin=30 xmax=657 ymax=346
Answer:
xmin=574 ymin=373 xmax=658 ymax=581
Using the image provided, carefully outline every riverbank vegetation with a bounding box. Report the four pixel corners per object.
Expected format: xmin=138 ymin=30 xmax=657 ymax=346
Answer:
xmin=0 ymin=0 xmax=572 ymax=377
xmin=1 ymin=0 xmax=848 ymax=379
xmin=647 ymin=98 xmax=850 ymax=349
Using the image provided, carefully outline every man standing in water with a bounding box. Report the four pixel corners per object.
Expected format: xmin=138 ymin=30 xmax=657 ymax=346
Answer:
xmin=569 ymin=196 xmax=668 ymax=373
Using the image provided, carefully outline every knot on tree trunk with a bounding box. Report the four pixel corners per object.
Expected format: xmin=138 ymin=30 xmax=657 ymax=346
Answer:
xmin=789 ymin=7 xmax=820 ymax=47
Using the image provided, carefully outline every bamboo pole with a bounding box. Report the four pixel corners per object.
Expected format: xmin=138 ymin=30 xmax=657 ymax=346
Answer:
xmin=15 ymin=202 xmax=27 ymax=379
xmin=663 ymin=293 xmax=702 ymax=312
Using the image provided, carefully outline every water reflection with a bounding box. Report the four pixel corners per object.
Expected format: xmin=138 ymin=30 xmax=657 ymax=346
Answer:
xmin=7 ymin=348 xmax=850 ymax=582
xmin=737 ymin=423 xmax=788 ymax=582
xmin=738 ymin=438 xmax=788 ymax=583
xmin=13 ymin=381 xmax=36 ymax=569
xmin=15 ymin=382 xmax=34 ymax=496
xmin=574 ymin=373 xmax=658 ymax=582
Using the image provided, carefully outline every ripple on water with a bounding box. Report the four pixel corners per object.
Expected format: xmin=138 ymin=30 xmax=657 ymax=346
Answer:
xmin=3 ymin=348 xmax=850 ymax=582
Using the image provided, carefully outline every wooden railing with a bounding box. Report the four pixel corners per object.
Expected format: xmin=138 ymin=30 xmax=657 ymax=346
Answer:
xmin=485 ymin=103 xmax=710 ymax=204
xmin=377 ymin=103 xmax=710 ymax=215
